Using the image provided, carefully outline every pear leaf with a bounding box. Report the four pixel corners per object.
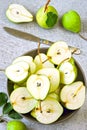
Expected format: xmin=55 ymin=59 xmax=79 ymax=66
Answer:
xmin=0 ymin=92 xmax=8 ymax=106
xmin=3 ymin=102 xmax=13 ymax=114
xmin=46 ymin=12 xmax=58 ymax=27
xmin=8 ymin=110 xmax=23 ymax=119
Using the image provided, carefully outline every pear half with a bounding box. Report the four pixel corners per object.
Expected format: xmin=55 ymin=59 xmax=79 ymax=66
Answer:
xmin=10 ymin=87 xmax=37 ymax=114
xmin=60 ymin=81 xmax=85 ymax=110
xmin=59 ymin=61 xmax=77 ymax=84
xmin=5 ymin=61 xmax=29 ymax=83
xmin=31 ymin=97 xmax=63 ymax=124
xmin=27 ymin=74 xmax=50 ymax=100
xmin=6 ymin=4 xmax=33 ymax=23
xmin=12 ymin=56 xmax=36 ymax=74
xmin=36 ymin=68 xmax=60 ymax=92
xmin=47 ymin=41 xmax=71 ymax=65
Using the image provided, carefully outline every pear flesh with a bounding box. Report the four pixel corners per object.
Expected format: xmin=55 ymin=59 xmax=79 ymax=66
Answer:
xmin=6 ymin=4 xmax=33 ymax=23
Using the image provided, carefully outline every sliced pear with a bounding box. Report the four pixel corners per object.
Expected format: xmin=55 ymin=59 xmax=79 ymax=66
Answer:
xmin=36 ymin=68 xmax=60 ymax=92
xmin=10 ymin=87 xmax=37 ymax=114
xmin=12 ymin=56 xmax=36 ymax=74
xmin=27 ymin=74 xmax=50 ymax=100
xmin=12 ymin=56 xmax=33 ymax=64
xmin=34 ymin=53 xmax=54 ymax=70
xmin=5 ymin=61 xmax=29 ymax=83
xmin=6 ymin=4 xmax=33 ymax=23
xmin=59 ymin=61 xmax=77 ymax=84
xmin=60 ymin=81 xmax=85 ymax=110
xmin=47 ymin=41 xmax=71 ymax=65
xmin=33 ymin=97 xmax=63 ymax=124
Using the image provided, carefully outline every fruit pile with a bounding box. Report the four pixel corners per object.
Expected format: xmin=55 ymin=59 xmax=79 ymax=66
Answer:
xmin=5 ymin=41 xmax=85 ymax=124
xmin=6 ymin=3 xmax=81 ymax=33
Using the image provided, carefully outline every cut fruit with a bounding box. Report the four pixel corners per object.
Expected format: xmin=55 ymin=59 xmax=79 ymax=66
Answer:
xmin=12 ymin=56 xmax=36 ymax=74
xmin=36 ymin=68 xmax=60 ymax=92
xmin=12 ymin=56 xmax=33 ymax=64
xmin=5 ymin=61 xmax=29 ymax=83
xmin=33 ymin=97 xmax=63 ymax=124
xmin=60 ymin=81 xmax=85 ymax=110
xmin=27 ymin=74 xmax=50 ymax=100
xmin=59 ymin=61 xmax=77 ymax=84
xmin=6 ymin=4 xmax=33 ymax=23
xmin=47 ymin=41 xmax=71 ymax=65
xmin=10 ymin=87 xmax=37 ymax=114
xmin=34 ymin=53 xmax=54 ymax=70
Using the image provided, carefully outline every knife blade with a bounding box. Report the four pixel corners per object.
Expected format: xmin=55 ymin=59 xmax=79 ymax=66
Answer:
xmin=3 ymin=26 xmax=80 ymax=54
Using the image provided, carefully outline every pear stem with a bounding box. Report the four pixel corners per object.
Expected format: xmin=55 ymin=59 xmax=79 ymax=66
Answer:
xmin=39 ymin=100 xmax=42 ymax=113
xmin=37 ymin=42 xmax=43 ymax=65
xmin=44 ymin=0 xmax=51 ymax=12
xmin=79 ymin=33 xmax=87 ymax=41
xmin=42 ymin=56 xmax=51 ymax=64
xmin=0 ymin=69 xmax=5 ymax=72
xmin=0 ymin=115 xmax=8 ymax=123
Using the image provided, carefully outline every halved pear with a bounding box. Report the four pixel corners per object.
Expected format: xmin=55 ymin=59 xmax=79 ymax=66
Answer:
xmin=5 ymin=61 xmax=29 ymax=83
xmin=32 ymin=97 xmax=63 ymax=124
xmin=60 ymin=81 xmax=85 ymax=110
xmin=12 ymin=56 xmax=36 ymax=74
xmin=12 ymin=56 xmax=33 ymax=64
xmin=59 ymin=61 xmax=77 ymax=84
xmin=47 ymin=41 xmax=71 ymax=65
xmin=34 ymin=53 xmax=54 ymax=70
xmin=10 ymin=87 xmax=37 ymax=114
xmin=27 ymin=74 xmax=50 ymax=100
xmin=6 ymin=4 xmax=33 ymax=23
xmin=36 ymin=68 xmax=60 ymax=92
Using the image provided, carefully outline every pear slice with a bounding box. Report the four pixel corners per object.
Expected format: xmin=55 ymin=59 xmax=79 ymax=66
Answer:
xmin=6 ymin=4 xmax=33 ymax=23
xmin=32 ymin=97 xmax=63 ymax=124
xmin=36 ymin=68 xmax=60 ymax=92
xmin=27 ymin=74 xmax=50 ymax=100
xmin=59 ymin=61 xmax=77 ymax=84
xmin=5 ymin=61 xmax=29 ymax=83
xmin=60 ymin=81 xmax=85 ymax=110
xmin=47 ymin=41 xmax=71 ymax=65
xmin=12 ymin=56 xmax=33 ymax=64
xmin=12 ymin=56 xmax=36 ymax=74
xmin=34 ymin=53 xmax=54 ymax=70
xmin=10 ymin=87 xmax=37 ymax=114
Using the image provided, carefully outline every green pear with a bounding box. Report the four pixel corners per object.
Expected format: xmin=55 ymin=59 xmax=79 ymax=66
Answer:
xmin=7 ymin=120 xmax=27 ymax=130
xmin=36 ymin=5 xmax=58 ymax=29
xmin=61 ymin=10 xmax=81 ymax=33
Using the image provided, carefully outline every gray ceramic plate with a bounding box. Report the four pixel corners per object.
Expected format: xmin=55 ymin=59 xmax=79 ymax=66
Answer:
xmin=7 ymin=47 xmax=86 ymax=124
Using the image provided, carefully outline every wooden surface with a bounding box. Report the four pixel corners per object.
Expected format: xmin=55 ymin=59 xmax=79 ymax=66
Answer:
xmin=0 ymin=0 xmax=87 ymax=130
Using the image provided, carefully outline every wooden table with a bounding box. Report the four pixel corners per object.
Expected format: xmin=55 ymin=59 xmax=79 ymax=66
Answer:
xmin=0 ymin=0 xmax=87 ymax=130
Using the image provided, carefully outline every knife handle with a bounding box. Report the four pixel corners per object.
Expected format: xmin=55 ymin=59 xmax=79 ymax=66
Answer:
xmin=40 ymin=39 xmax=53 ymax=45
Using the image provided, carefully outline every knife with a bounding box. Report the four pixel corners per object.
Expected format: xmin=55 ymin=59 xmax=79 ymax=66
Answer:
xmin=3 ymin=27 xmax=80 ymax=55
